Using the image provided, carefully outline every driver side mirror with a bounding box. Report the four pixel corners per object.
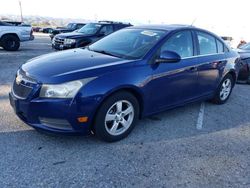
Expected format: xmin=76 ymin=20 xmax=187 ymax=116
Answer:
xmin=155 ymin=50 xmax=181 ymax=63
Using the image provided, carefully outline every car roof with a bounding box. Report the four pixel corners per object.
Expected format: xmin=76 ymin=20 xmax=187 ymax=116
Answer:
xmin=131 ymin=24 xmax=194 ymax=31
xmin=68 ymin=23 xmax=86 ymax=24
xmin=92 ymin=21 xmax=131 ymax=25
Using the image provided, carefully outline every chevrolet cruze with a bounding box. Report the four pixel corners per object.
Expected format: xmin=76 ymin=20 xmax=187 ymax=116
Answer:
xmin=9 ymin=25 xmax=240 ymax=142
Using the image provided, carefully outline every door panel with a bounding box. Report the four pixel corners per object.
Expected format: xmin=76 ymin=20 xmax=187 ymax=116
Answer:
xmin=149 ymin=58 xmax=198 ymax=111
xmin=196 ymin=54 xmax=226 ymax=96
xmin=195 ymin=31 xmax=226 ymax=96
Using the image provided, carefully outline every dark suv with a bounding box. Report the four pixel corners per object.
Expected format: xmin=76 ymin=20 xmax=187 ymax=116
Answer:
xmin=52 ymin=21 xmax=132 ymax=50
xmin=50 ymin=23 xmax=86 ymax=39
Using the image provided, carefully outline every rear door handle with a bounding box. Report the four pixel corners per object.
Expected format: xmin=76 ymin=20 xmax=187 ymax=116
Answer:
xmin=187 ymin=66 xmax=198 ymax=72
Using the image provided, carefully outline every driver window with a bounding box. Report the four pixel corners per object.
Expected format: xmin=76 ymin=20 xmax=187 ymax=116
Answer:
xmin=99 ymin=25 xmax=114 ymax=35
xmin=161 ymin=31 xmax=194 ymax=58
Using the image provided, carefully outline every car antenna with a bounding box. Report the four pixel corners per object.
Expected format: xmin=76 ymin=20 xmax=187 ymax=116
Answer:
xmin=190 ymin=18 xmax=197 ymax=27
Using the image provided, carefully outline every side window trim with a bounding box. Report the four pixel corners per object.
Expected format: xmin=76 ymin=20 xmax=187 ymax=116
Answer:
xmin=191 ymin=30 xmax=198 ymax=56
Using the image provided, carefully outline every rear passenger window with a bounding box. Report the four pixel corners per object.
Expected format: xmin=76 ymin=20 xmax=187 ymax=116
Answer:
xmin=197 ymin=32 xmax=217 ymax=55
xmin=99 ymin=25 xmax=114 ymax=35
xmin=216 ymin=39 xmax=224 ymax=53
xmin=77 ymin=24 xmax=85 ymax=29
xmin=161 ymin=31 xmax=193 ymax=58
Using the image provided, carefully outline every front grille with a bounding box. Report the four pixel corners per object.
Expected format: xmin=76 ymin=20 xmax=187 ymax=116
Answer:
xmin=12 ymin=81 xmax=33 ymax=99
xmin=12 ymin=70 xmax=37 ymax=99
xmin=54 ymin=37 xmax=64 ymax=45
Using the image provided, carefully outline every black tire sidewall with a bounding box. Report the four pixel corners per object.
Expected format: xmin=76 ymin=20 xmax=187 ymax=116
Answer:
xmin=94 ymin=91 xmax=139 ymax=142
xmin=2 ymin=35 xmax=20 ymax=51
xmin=247 ymin=70 xmax=250 ymax=84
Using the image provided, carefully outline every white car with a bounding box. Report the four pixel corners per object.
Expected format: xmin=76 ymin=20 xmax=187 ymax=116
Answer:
xmin=0 ymin=21 xmax=34 ymax=51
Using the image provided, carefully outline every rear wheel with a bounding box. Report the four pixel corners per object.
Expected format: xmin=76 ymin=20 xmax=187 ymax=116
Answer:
xmin=211 ymin=74 xmax=234 ymax=104
xmin=94 ymin=91 xmax=139 ymax=142
xmin=247 ymin=76 xmax=250 ymax=84
xmin=1 ymin=35 xmax=20 ymax=51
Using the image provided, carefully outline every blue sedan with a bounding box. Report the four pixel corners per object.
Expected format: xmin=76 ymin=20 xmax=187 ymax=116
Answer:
xmin=9 ymin=25 xmax=240 ymax=142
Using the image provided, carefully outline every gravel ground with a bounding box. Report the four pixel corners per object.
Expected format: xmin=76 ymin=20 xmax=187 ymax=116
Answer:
xmin=0 ymin=35 xmax=250 ymax=188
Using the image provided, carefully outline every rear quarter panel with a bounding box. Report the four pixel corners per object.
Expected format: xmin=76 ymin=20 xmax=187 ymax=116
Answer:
xmin=222 ymin=51 xmax=241 ymax=83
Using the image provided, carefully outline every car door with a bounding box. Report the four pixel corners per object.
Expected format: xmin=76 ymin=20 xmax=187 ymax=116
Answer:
xmin=194 ymin=31 xmax=226 ymax=97
xmin=149 ymin=30 xmax=199 ymax=110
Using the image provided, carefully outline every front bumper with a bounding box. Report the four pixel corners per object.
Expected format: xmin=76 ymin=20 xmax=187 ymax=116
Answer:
xmin=9 ymin=92 xmax=93 ymax=135
xmin=52 ymin=43 xmax=75 ymax=50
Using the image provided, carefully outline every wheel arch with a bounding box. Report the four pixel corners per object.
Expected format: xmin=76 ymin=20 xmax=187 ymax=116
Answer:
xmin=227 ymin=70 xmax=237 ymax=86
xmin=0 ymin=33 xmax=20 ymax=41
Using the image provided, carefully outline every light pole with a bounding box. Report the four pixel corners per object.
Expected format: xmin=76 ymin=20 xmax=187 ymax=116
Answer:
xmin=19 ymin=0 xmax=23 ymax=22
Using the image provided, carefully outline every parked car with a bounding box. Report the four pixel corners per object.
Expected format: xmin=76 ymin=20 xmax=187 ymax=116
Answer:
xmin=236 ymin=42 xmax=250 ymax=83
xmin=0 ymin=21 xmax=34 ymax=51
xmin=32 ymin=27 xmax=41 ymax=32
xmin=50 ymin=23 xmax=86 ymax=39
xmin=9 ymin=25 xmax=240 ymax=142
xmin=52 ymin=21 xmax=132 ymax=50
xmin=39 ymin=27 xmax=54 ymax=33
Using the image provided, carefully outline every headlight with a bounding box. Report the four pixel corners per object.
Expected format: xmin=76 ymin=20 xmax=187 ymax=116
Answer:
xmin=39 ymin=78 xmax=96 ymax=98
xmin=52 ymin=37 xmax=56 ymax=44
xmin=64 ymin=38 xmax=76 ymax=45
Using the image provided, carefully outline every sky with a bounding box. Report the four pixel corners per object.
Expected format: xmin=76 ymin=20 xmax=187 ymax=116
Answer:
xmin=0 ymin=0 xmax=250 ymax=43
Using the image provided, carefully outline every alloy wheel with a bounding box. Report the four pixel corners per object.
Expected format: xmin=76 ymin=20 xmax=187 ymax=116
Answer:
xmin=104 ymin=100 xmax=134 ymax=136
xmin=219 ymin=78 xmax=232 ymax=101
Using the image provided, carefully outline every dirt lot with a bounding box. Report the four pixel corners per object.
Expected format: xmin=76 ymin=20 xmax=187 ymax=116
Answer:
xmin=0 ymin=35 xmax=250 ymax=188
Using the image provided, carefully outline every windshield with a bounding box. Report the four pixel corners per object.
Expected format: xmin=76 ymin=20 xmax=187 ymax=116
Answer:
xmin=239 ymin=43 xmax=250 ymax=50
xmin=88 ymin=28 xmax=166 ymax=59
xmin=78 ymin=23 xmax=102 ymax=35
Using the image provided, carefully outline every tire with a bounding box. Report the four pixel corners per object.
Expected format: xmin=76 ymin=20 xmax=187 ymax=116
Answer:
xmin=94 ymin=91 xmax=139 ymax=142
xmin=211 ymin=74 xmax=234 ymax=104
xmin=247 ymin=68 xmax=250 ymax=84
xmin=1 ymin=35 xmax=20 ymax=51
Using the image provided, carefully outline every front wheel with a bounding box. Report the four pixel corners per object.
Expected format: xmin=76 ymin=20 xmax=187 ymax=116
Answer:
xmin=1 ymin=35 xmax=20 ymax=51
xmin=94 ymin=91 xmax=139 ymax=142
xmin=211 ymin=74 xmax=234 ymax=104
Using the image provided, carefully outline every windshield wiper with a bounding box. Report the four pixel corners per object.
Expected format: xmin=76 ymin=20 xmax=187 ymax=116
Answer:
xmin=90 ymin=49 xmax=122 ymax=58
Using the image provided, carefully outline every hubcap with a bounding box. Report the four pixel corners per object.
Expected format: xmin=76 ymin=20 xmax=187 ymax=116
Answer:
xmin=105 ymin=100 xmax=134 ymax=136
xmin=220 ymin=78 xmax=232 ymax=101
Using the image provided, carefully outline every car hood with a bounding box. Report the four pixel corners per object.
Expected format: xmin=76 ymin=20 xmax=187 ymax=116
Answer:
xmin=55 ymin=32 xmax=93 ymax=39
xmin=22 ymin=49 xmax=134 ymax=84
